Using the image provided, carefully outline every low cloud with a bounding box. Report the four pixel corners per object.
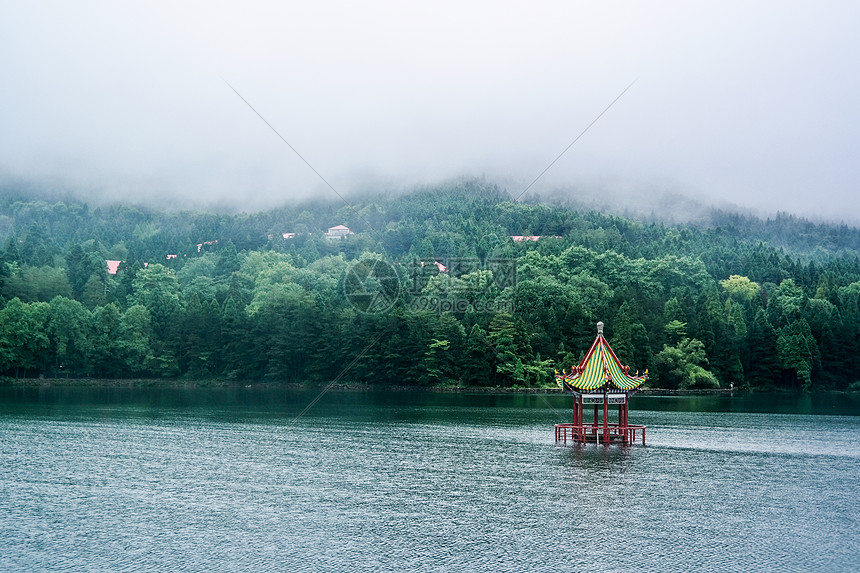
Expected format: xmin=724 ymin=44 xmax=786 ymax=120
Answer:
xmin=2 ymin=1 xmax=858 ymax=222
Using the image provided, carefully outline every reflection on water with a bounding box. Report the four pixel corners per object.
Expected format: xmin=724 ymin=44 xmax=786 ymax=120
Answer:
xmin=1 ymin=387 xmax=858 ymax=572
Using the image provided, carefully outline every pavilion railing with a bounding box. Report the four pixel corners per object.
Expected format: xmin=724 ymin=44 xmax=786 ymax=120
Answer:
xmin=554 ymin=422 xmax=646 ymax=445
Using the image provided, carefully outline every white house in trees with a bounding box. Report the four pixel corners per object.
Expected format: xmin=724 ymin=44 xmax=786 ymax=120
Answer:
xmin=324 ymin=225 xmax=352 ymax=240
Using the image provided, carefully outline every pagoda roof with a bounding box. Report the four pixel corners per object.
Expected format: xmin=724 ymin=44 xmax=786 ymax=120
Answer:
xmin=555 ymin=323 xmax=648 ymax=392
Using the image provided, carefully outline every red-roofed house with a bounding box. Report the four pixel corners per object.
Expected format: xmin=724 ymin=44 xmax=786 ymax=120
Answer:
xmin=421 ymin=261 xmax=448 ymax=272
xmin=106 ymin=260 xmax=122 ymax=275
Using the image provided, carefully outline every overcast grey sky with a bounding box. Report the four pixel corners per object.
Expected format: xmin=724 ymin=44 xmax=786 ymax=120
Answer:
xmin=2 ymin=1 xmax=858 ymax=220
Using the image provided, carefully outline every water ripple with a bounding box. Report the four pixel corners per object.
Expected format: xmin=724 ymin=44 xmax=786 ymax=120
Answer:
xmin=0 ymin=394 xmax=858 ymax=572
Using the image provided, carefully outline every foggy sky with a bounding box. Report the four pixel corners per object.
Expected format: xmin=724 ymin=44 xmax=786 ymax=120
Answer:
xmin=2 ymin=1 xmax=859 ymax=221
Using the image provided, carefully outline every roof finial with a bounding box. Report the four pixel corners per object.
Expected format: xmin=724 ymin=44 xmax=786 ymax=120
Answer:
xmin=597 ymin=321 xmax=604 ymax=335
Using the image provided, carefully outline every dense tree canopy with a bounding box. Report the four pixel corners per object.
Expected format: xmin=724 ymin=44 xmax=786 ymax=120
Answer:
xmin=3 ymin=180 xmax=860 ymax=391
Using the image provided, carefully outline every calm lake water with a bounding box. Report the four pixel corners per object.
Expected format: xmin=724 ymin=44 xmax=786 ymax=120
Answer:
xmin=1 ymin=387 xmax=859 ymax=572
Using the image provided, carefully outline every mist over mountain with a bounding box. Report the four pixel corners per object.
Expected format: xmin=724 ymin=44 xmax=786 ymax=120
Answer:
xmin=3 ymin=176 xmax=860 ymax=265
xmin=2 ymin=170 xmax=857 ymax=245
xmin=3 ymin=2 xmax=859 ymax=222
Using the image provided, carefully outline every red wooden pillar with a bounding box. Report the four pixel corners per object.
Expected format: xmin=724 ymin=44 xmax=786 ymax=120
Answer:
xmin=603 ymin=394 xmax=609 ymax=444
xmin=624 ymin=400 xmax=629 ymax=441
xmin=578 ymin=397 xmax=584 ymax=441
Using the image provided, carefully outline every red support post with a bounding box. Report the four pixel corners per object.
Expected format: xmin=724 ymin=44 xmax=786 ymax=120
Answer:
xmin=603 ymin=395 xmax=609 ymax=445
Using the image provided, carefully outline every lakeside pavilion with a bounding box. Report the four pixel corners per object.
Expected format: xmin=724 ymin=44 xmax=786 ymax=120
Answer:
xmin=554 ymin=322 xmax=648 ymax=445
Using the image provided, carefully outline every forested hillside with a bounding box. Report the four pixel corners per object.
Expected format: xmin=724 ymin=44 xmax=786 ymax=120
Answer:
xmin=2 ymin=180 xmax=860 ymax=391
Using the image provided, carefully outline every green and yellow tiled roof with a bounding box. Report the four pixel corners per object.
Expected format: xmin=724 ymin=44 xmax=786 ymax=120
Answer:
xmin=555 ymin=323 xmax=648 ymax=392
